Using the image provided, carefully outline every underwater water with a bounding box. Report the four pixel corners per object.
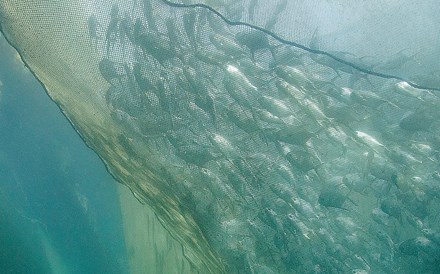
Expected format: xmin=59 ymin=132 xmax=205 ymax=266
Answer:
xmin=0 ymin=32 xmax=129 ymax=273
xmin=1 ymin=0 xmax=440 ymax=273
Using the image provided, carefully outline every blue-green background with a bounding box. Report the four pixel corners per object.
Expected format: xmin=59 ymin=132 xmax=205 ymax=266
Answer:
xmin=0 ymin=33 xmax=129 ymax=274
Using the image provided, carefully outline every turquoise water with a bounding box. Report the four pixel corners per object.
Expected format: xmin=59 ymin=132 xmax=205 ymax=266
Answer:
xmin=0 ymin=33 xmax=128 ymax=274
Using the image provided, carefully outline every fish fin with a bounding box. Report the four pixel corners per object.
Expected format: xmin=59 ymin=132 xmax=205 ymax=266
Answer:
xmin=363 ymin=150 xmax=374 ymax=180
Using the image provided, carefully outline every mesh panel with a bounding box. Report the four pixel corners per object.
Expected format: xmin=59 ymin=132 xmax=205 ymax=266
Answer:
xmin=171 ymin=0 xmax=440 ymax=90
xmin=1 ymin=0 xmax=440 ymax=273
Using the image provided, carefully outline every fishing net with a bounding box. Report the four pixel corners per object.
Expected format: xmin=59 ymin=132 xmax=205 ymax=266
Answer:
xmin=1 ymin=0 xmax=439 ymax=273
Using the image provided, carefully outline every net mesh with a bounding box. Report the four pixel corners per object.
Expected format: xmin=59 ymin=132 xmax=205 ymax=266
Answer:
xmin=1 ymin=0 xmax=440 ymax=273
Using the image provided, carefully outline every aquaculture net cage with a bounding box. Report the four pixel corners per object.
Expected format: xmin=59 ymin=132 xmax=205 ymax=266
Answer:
xmin=1 ymin=0 xmax=440 ymax=273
